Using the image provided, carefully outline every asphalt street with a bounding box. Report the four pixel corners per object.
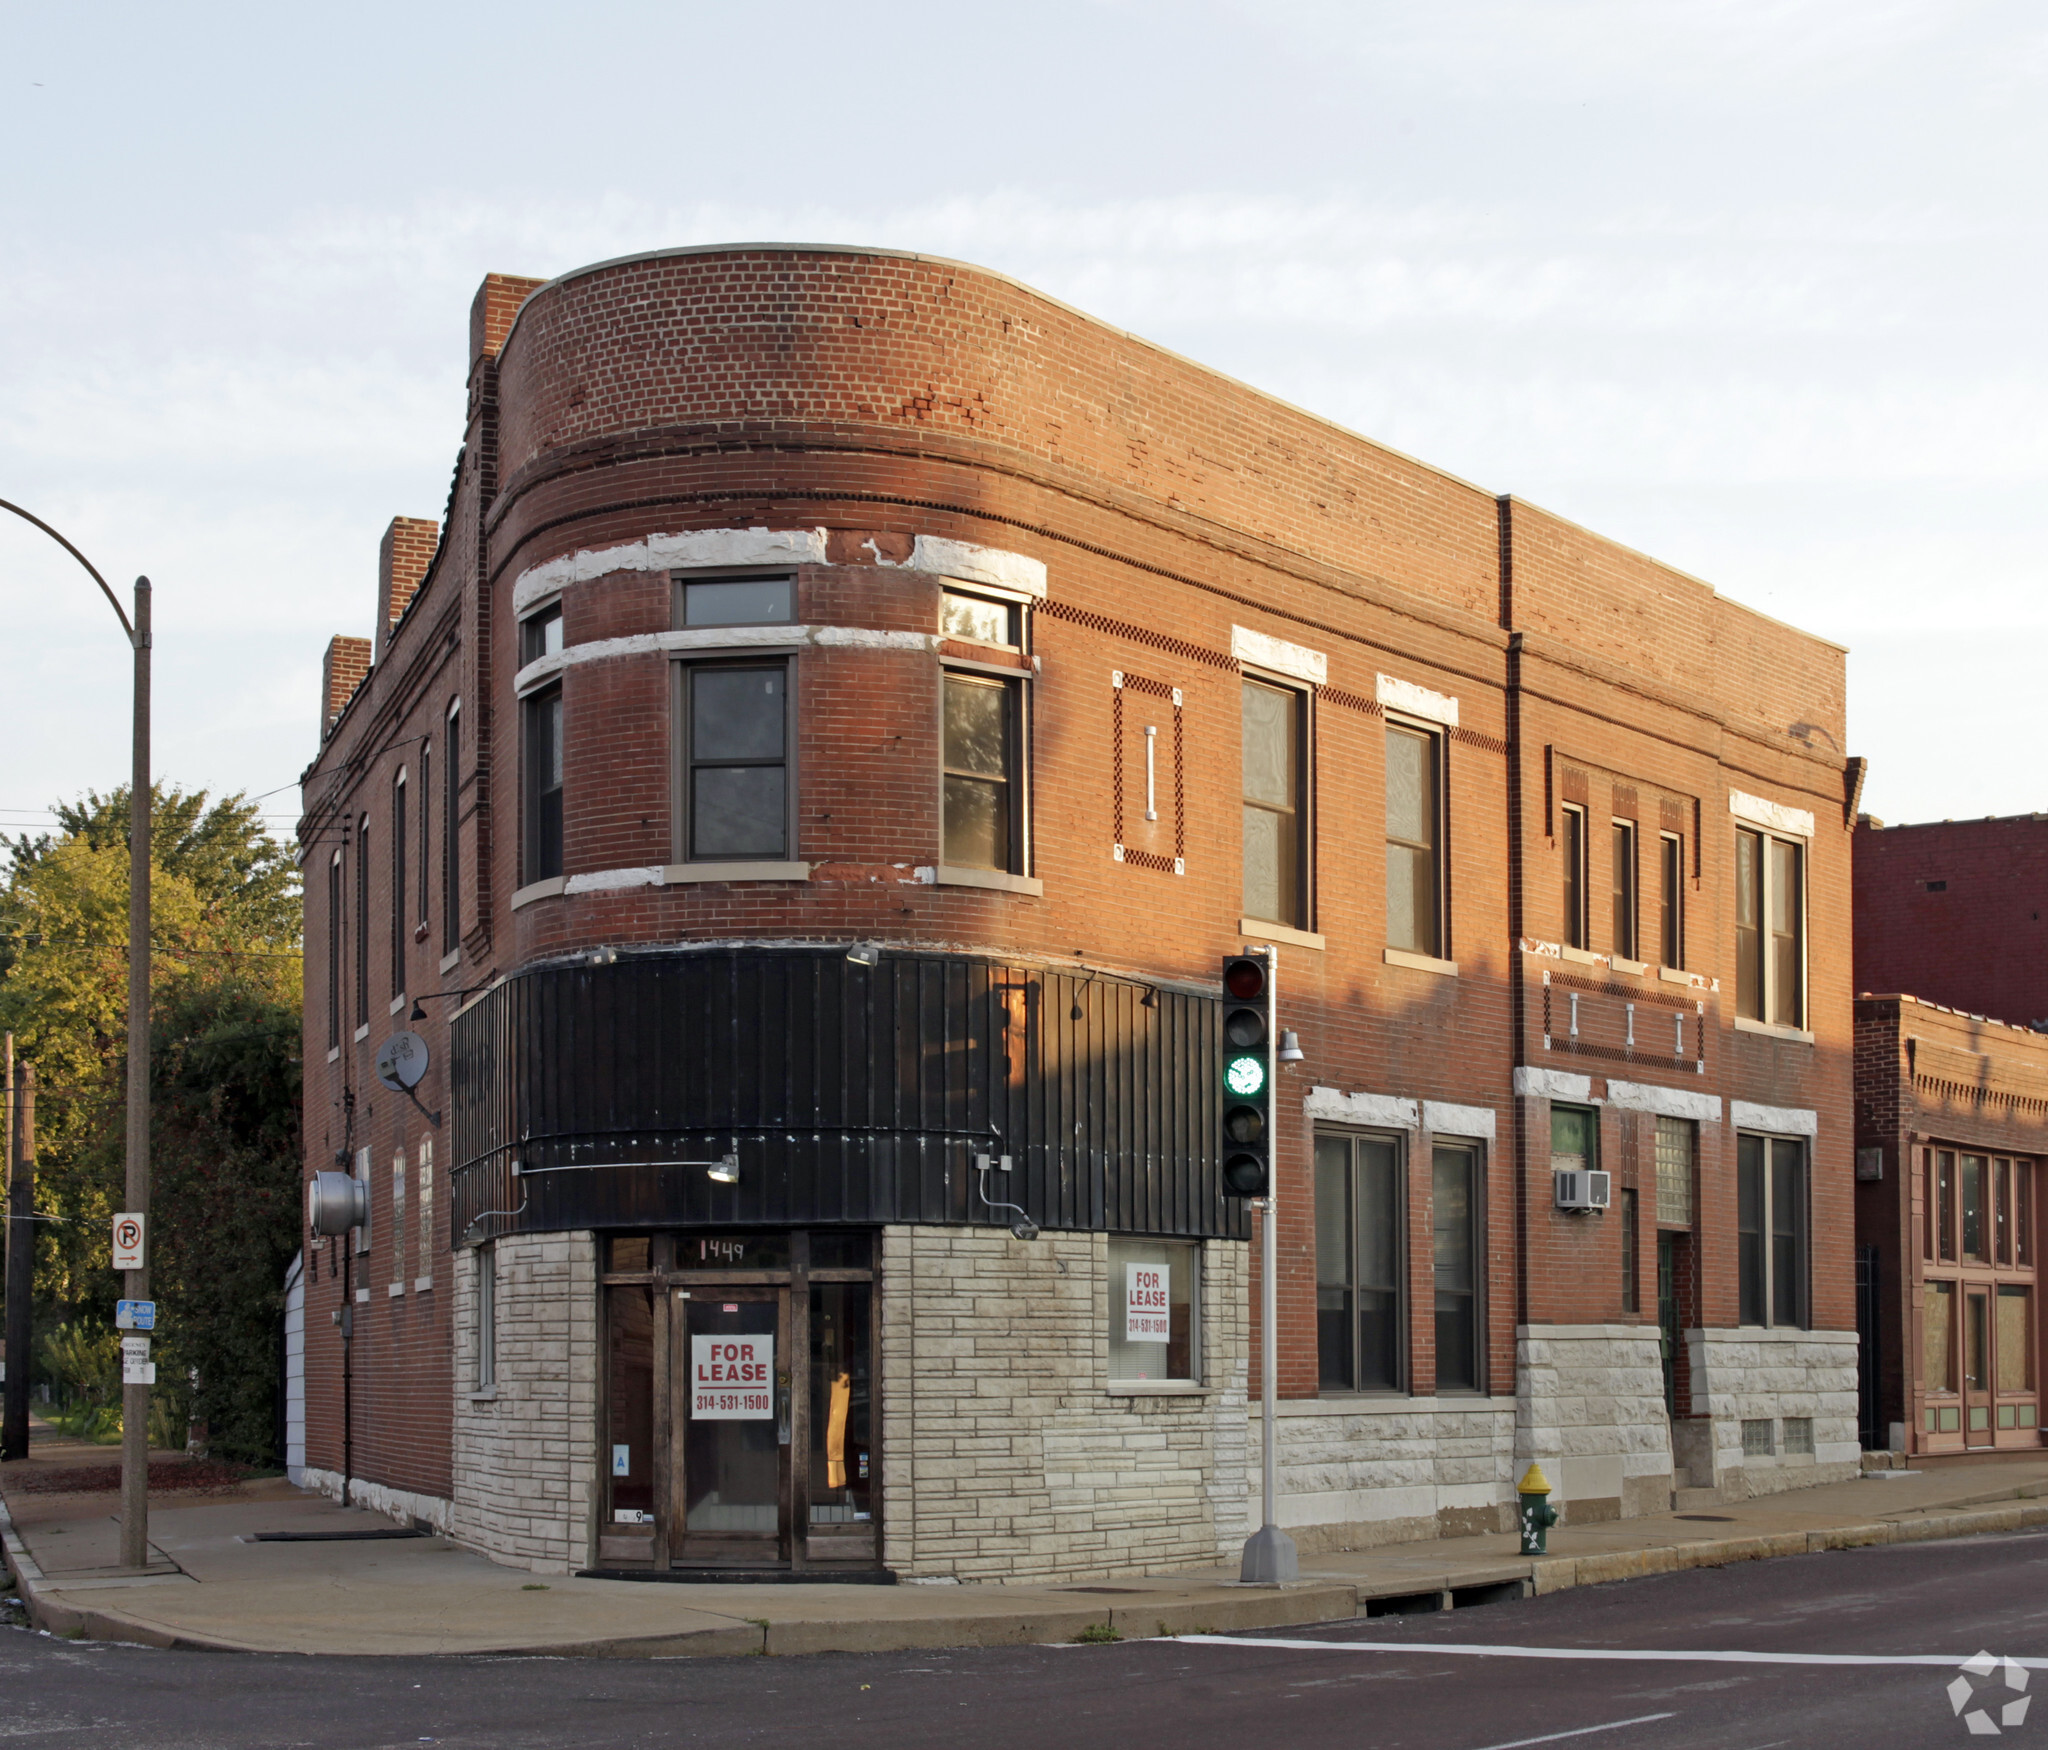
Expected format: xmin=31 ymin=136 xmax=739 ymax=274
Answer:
xmin=7 ymin=1529 xmax=2047 ymax=1749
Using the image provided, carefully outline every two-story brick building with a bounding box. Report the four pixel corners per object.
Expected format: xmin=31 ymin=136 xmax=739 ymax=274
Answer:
xmin=296 ymin=245 xmax=1860 ymax=1580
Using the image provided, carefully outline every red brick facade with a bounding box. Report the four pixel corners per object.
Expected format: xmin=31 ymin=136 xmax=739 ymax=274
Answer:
xmin=1855 ymin=814 xmax=2048 ymax=1031
xmin=298 ymin=246 xmax=1861 ymax=1553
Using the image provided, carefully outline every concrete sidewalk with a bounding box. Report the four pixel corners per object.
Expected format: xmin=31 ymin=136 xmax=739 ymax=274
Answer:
xmin=8 ymin=1425 xmax=2048 ymax=1659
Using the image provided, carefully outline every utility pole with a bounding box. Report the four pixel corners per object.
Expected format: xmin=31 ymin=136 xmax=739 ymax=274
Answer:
xmin=3 ymin=1039 xmax=26 ymax=1460
xmin=0 ymin=506 xmax=150 ymax=1562
xmin=120 ymin=577 xmax=153 ymax=1570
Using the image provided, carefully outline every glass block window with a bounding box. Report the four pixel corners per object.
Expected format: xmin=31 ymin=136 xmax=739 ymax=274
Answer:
xmin=1741 ymin=1417 xmax=1775 ymax=1457
xmin=1783 ymin=1416 xmax=1814 ymax=1455
xmin=1655 ymin=1116 xmax=1695 ymax=1226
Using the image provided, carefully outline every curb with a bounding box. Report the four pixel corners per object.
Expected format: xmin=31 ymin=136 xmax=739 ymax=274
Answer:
xmin=5 ymin=1498 xmax=2046 ymax=1659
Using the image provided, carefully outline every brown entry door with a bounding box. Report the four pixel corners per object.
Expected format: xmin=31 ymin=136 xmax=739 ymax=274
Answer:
xmin=1965 ymin=1288 xmax=1995 ymax=1448
xmin=673 ymin=1287 xmax=790 ymax=1566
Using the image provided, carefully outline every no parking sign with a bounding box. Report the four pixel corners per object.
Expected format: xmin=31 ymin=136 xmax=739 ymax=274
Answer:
xmin=112 ymin=1212 xmax=146 ymax=1270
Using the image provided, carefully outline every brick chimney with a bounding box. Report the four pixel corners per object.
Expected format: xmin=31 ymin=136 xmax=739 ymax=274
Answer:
xmin=375 ymin=516 xmax=441 ymax=662
xmin=322 ymin=635 xmax=372 ymax=740
xmin=469 ymin=273 xmax=548 ymax=371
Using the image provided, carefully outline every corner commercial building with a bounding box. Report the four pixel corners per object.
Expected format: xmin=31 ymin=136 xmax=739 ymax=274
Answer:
xmin=297 ymin=246 xmax=1860 ymax=1580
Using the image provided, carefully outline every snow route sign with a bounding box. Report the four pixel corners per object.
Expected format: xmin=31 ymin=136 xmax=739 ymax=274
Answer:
xmin=691 ymin=1334 xmax=773 ymax=1419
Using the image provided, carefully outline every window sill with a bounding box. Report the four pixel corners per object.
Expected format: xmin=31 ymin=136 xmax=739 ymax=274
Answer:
xmin=1239 ymin=918 xmax=1325 ymax=951
xmin=936 ymin=866 xmax=1044 ymax=896
xmin=663 ymin=860 xmax=811 ymax=883
xmin=389 ymin=993 xmax=408 ymax=1017
xmin=354 ymin=1024 xmax=370 ymax=1043
xmin=1657 ymin=965 xmax=1694 ymax=985
xmin=354 ymin=1287 xmax=370 ymax=1304
xmin=413 ymin=1277 xmax=434 ymax=1293
xmin=387 ymin=1282 xmax=405 ymax=1298
xmin=466 ymin=1388 xmax=498 ymax=1403
xmin=327 ymin=1046 xmax=341 ymax=1065
xmin=1559 ymin=945 xmax=1601 ymax=967
xmin=1108 ymin=1381 xmax=1208 ymax=1396
xmin=440 ymin=948 xmax=461 ymax=974
xmin=1734 ymin=1015 xmax=1815 ymax=1045
xmin=510 ymin=876 xmax=567 ymax=911
xmin=1384 ymin=947 xmax=1458 ymax=977
xmin=1611 ymin=955 xmax=1647 ymax=977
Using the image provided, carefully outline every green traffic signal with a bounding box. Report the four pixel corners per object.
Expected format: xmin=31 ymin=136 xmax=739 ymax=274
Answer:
xmin=1225 ymin=1053 xmax=1267 ymax=1098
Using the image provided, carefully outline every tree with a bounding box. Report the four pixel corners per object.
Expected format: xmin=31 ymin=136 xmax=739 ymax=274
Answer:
xmin=0 ymin=786 xmax=301 ymax=1462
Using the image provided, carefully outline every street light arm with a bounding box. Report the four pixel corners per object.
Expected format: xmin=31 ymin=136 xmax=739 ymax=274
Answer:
xmin=0 ymin=497 xmax=134 ymax=640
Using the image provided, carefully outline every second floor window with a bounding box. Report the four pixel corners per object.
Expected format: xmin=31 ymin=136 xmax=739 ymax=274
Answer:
xmin=443 ymin=703 xmax=461 ymax=953
xmin=679 ymin=661 xmax=791 ymax=861
xmin=1386 ymin=723 xmax=1443 ymax=956
xmin=942 ymin=671 xmax=1022 ymax=871
xmin=354 ymin=818 xmax=370 ymax=1028
xmin=391 ymin=771 xmax=407 ymax=1000
xmin=523 ymin=683 xmax=564 ymax=883
xmin=1610 ymin=819 xmax=1636 ymax=960
xmin=1241 ymin=679 xmax=1305 ymax=927
xmin=1561 ymin=803 xmax=1588 ymax=949
xmin=326 ymin=850 xmax=342 ymax=1048
xmin=1659 ymin=830 xmax=1684 ymax=968
xmin=1735 ymin=827 xmax=1804 ymax=1027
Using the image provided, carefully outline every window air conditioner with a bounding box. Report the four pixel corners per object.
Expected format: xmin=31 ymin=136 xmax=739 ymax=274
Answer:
xmin=1553 ymin=1168 xmax=1612 ymax=1211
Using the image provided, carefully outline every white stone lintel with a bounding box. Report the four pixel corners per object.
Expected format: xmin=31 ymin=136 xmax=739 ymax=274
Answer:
xmin=1605 ymin=1080 xmax=1722 ymax=1123
xmin=1729 ymin=787 xmax=1816 ymax=839
xmin=1513 ymin=1066 xmax=1593 ymax=1102
xmin=1304 ymin=1086 xmax=1419 ymax=1130
xmin=1730 ymin=1099 xmax=1819 ymax=1136
xmin=1423 ymin=1101 xmax=1496 ymax=1140
xmin=1377 ymin=673 xmax=1460 ymax=727
xmin=1232 ymin=625 xmax=1328 ymax=687
xmin=513 ymin=527 xmax=829 ymax=614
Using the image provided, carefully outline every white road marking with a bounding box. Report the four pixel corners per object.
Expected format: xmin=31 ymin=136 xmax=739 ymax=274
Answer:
xmin=1175 ymin=1635 xmax=2048 ymax=1669
xmin=1465 ymin=1714 xmax=1676 ymax=1750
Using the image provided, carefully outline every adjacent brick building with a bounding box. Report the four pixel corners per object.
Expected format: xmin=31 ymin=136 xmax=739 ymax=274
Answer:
xmin=296 ymin=245 xmax=1861 ymax=1580
xmin=1853 ymin=815 xmax=2048 ymax=1460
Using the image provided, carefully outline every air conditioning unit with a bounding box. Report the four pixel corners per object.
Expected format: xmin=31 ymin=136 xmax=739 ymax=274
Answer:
xmin=1554 ymin=1168 xmax=1612 ymax=1211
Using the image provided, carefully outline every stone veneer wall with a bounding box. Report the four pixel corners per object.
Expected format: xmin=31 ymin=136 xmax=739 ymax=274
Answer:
xmin=1247 ymin=1398 xmax=1519 ymax=1550
xmin=447 ymin=1231 xmax=600 ymax=1574
xmin=878 ymin=1226 xmax=1248 ymax=1581
xmin=1516 ymin=1325 xmax=1674 ymax=1523
xmin=1685 ymin=1326 xmax=1859 ymax=1498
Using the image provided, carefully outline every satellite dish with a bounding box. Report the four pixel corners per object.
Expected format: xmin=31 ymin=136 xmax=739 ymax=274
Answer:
xmin=375 ymin=1030 xmax=429 ymax=1092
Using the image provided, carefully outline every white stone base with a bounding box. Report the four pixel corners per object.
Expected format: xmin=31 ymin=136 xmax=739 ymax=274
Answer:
xmin=1246 ymin=1397 xmax=1519 ymax=1549
xmin=447 ymin=1231 xmax=601 ymax=1575
xmin=879 ymin=1227 xmax=1249 ymax=1583
xmin=1517 ymin=1325 xmax=1673 ymax=1523
xmin=1684 ymin=1325 xmax=1860 ymax=1498
xmin=300 ymin=1465 xmax=452 ymax=1535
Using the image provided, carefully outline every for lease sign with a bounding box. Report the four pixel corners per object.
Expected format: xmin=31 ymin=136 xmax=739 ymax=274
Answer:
xmin=1125 ymin=1263 xmax=1170 ymax=1342
xmin=691 ymin=1334 xmax=773 ymax=1420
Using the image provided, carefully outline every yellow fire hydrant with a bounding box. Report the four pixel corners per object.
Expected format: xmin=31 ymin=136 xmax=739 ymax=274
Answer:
xmin=1517 ymin=1462 xmax=1559 ymax=1555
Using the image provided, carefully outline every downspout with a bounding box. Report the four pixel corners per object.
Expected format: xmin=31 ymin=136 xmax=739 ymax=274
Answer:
xmin=1499 ymin=495 xmax=1530 ymax=1332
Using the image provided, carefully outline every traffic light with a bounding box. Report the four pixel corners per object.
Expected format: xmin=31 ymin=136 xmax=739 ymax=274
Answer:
xmin=1220 ymin=953 xmax=1271 ymax=1197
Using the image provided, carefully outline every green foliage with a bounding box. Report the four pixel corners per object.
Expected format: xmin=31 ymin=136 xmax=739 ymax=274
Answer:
xmin=0 ymin=786 xmax=301 ymax=1463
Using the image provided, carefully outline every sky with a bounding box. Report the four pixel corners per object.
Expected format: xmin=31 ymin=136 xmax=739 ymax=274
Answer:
xmin=2 ymin=0 xmax=2043 ymax=839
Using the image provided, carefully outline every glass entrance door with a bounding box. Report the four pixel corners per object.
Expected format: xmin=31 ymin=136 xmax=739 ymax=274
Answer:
xmin=675 ymin=1288 xmax=788 ymax=1565
xmin=1965 ymin=1288 xmax=1994 ymax=1448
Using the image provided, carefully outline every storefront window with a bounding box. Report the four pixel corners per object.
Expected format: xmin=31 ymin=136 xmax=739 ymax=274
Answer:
xmin=1925 ymin=1281 xmax=1953 ymax=1393
xmin=606 ymin=1285 xmax=656 ymax=1531
xmin=1108 ymin=1238 xmax=1199 ymax=1383
xmin=1998 ymin=1286 xmax=2032 ymax=1395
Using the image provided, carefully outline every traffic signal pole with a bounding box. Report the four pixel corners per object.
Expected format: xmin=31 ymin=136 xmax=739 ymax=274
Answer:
xmin=1235 ymin=944 xmax=1298 ymax=1584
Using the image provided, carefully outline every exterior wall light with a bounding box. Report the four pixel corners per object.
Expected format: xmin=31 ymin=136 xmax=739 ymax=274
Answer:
xmin=705 ymin=1152 xmax=740 ymax=1185
xmin=1278 ymin=1029 xmax=1305 ymax=1062
xmin=846 ymin=943 xmax=882 ymax=967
